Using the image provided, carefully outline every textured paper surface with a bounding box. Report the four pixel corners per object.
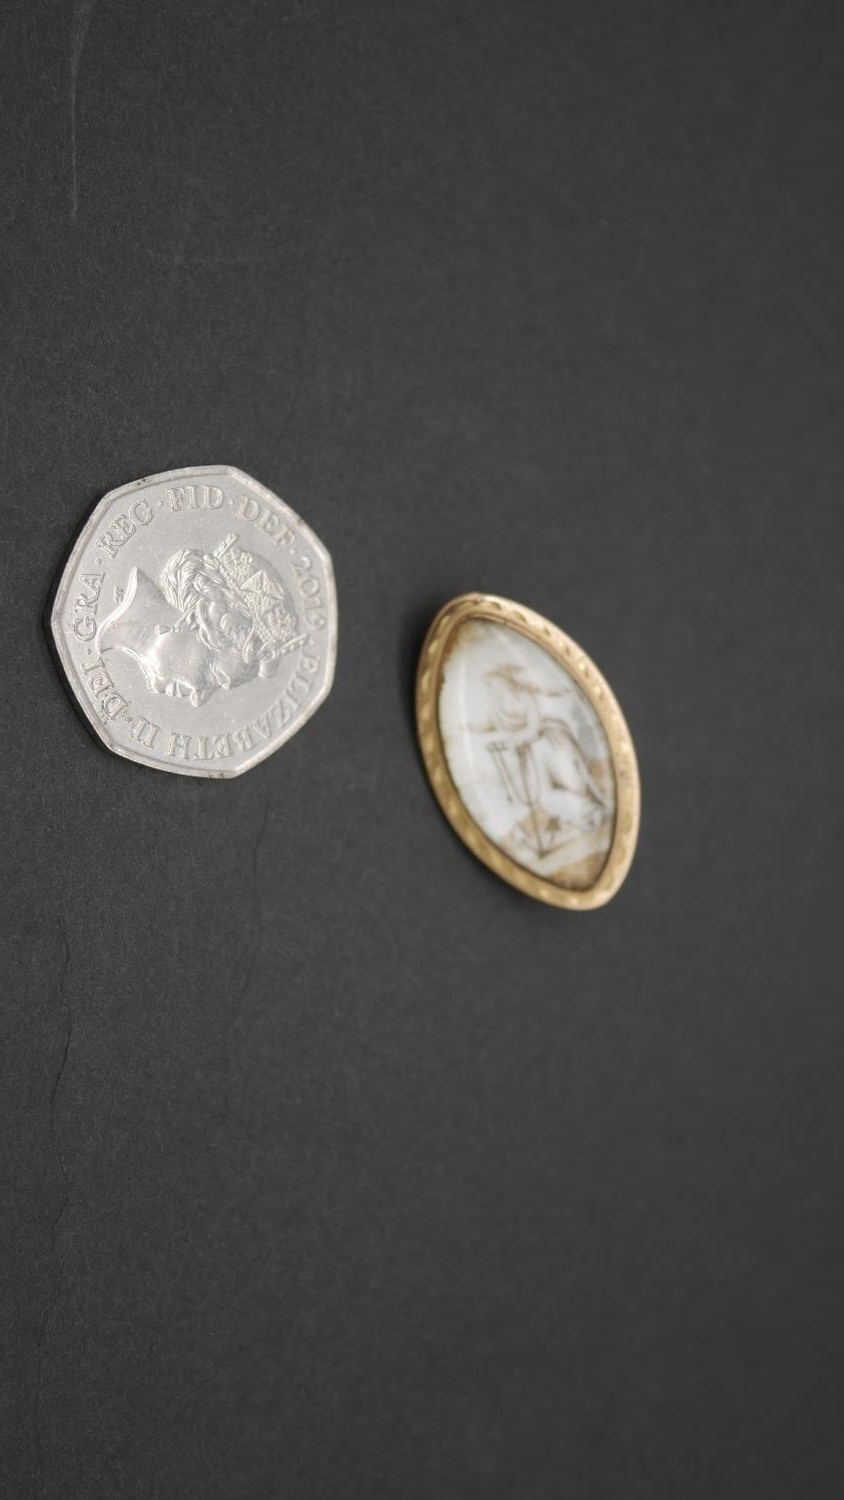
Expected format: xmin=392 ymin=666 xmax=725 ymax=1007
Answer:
xmin=1 ymin=1 xmax=841 ymax=1496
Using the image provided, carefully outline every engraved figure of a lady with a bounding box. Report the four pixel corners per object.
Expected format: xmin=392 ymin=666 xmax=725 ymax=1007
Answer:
xmin=484 ymin=663 xmax=608 ymax=854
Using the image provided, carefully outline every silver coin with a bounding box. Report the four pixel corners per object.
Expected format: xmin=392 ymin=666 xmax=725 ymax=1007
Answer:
xmin=50 ymin=466 xmax=337 ymax=778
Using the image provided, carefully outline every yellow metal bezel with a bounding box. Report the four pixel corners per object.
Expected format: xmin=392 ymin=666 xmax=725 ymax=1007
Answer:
xmin=415 ymin=594 xmax=641 ymax=910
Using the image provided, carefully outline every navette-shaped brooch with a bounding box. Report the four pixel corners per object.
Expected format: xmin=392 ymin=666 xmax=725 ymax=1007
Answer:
xmin=416 ymin=595 xmax=640 ymax=909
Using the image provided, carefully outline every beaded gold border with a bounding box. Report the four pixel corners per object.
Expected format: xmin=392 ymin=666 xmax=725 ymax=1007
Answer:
xmin=415 ymin=594 xmax=640 ymax=910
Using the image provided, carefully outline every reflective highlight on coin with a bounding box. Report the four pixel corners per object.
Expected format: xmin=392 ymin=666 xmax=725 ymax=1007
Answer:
xmin=50 ymin=467 xmax=337 ymax=777
xmin=416 ymin=595 xmax=640 ymax=909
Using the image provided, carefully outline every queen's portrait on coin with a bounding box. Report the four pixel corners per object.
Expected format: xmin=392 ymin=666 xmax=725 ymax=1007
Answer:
xmin=97 ymin=532 xmax=305 ymax=707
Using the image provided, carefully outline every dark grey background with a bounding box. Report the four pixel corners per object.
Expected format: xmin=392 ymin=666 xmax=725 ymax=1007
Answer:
xmin=2 ymin=1 xmax=841 ymax=1496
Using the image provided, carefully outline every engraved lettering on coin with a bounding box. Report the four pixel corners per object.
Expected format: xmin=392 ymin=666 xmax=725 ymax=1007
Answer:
xmin=49 ymin=467 xmax=337 ymax=778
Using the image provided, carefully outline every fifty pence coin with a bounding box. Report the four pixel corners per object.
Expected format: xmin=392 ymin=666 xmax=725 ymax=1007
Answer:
xmin=50 ymin=466 xmax=337 ymax=777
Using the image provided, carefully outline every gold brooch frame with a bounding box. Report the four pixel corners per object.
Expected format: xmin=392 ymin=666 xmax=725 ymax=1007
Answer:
xmin=415 ymin=594 xmax=641 ymax=910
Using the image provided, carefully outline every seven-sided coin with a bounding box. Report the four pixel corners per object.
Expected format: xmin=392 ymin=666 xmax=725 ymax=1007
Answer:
xmin=50 ymin=466 xmax=337 ymax=777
